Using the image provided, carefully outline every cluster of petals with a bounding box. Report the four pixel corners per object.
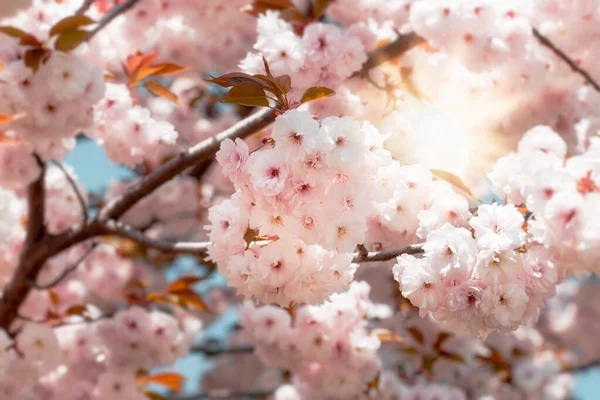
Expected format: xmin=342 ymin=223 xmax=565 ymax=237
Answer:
xmin=207 ymin=110 xmax=395 ymax=306
xmin=240 ymin=282 xmax=380 ymax=399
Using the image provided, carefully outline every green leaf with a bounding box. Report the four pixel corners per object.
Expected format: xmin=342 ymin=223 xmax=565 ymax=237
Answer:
xmin=221 ymin=82 xmax=269 ymax=108
xmin=49 ymin=15 xmax=95 ymax=37
xmin=301 ymin=86 xmax=335 ymax=104
xmin=54 ymin=29 xmax=88 ymax=52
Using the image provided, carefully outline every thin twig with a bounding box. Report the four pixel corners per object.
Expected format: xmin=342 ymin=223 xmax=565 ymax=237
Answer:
xmin=86 ymin=0 xmax=142 ymax=42
xmin=31 ymin=241 xmax=98 ymax=290
xmin=352 ymin=244 xmax=424 ymax=263
xmin=564 ymin=360 xmax=600 ymax=374
xmin=98 ymin=108 xmax=277 ymax=222
xmin=190 ymin=344 xmax=255 ymax=356
xmin=172 ymin=390 xmax=274 ymax=400
xmin=75 ymin=0 xmax=95 ymax=15
xmin=104 ymin=220 xmax=211 ymax=255
xmin=51 ymin=160 xmax=88 ymax=226
xmin=0 ymin=32 xmax=423 ymax=332
xmin=532 ymin=27 xmax=600 ymax=93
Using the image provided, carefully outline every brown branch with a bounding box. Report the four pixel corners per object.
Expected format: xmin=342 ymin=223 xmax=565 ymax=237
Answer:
xmin=86 ymin=0 xmax=142 ymax=42
xmin=51 ymin=161 xmax=88 ymax=226
xmin=0 ymin=32 xmax=422 ymax=332
xmin=103 ymin=220 xmax=210 ymax=255
xmin=31 ymin=241 xmax=98 ymax=290
xmin=352 ymin=244 xmax=424 ymax=263
xmin=172 ymin=390 xmax=273 ymax=400
xmin=98 ymin=108 xmax=277 ymax=222
xmin=23 ymin=155 xmax=46 ymax=251
xmin=563 ymin=360 xmax=600 ymax=374
xmin=190 ymin=344 xmax=255 ymax=356
xmin=75 ymin=0 xmax=95 ymax=15
xmin=532 ymin=27 xmax=600 ymax=93
xmin=353 ymin=32 xmax=424 ymax=78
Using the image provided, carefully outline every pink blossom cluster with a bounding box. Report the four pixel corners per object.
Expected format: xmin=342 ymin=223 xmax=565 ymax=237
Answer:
xmin=240 ymin=282 xmax=380 ymax=399
xmin=489 ymin=125 xmax=600 ymax=273
xmin=410 ymin=0 xmax=538 ymax=72
xmin=0 ymin=49 xmax=105 ymax=159
xmin=93 ymin=83 xmax=178 ymax=167
xmin=0 ymin=307 xmax=201 ymax=400
xmin=327 ymin=0 xmax=414 ymax=30
xmin=207 ymin=110 xmax=395 ymax=306
xmin=84 ymin=0 xmax=256 ymax=72
xmin=240 ymin=12 xmax=371 ymax=95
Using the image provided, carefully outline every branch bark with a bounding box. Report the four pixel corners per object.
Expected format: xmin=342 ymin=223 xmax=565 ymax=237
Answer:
xmin=86 ymin=0 xmax=142 ymax=42
xmin=532 ymin=27 xmax=600 ymax=93
xmin=0 ymin=32 xmax=424 ymax=332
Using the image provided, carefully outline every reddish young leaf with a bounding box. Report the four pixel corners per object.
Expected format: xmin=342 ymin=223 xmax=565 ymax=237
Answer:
xmin=137 ymin=373 xmax=186 ymax=391
xmin=205 ymin=72 xmax=264 ymax=88
xmin=300 ymin=86 xmax=335 ymax=104
xmin=221 ymin=82 xmax=269 ymax=108
xmin=406 ymin=327 xmax=425 ymax=345
xmin=136 ymin=52 xmax=160 ymax=71
xmin=0 ymin=114 xmax=12 ymax=125
xmin=0 ymin=26 xmax=28 ymax=38
xmin=144 ymin=80 xmax=179 ymax=104
xmin=439 ymin=351 xmax=465 ymax=363
xmin=24 ymin=48 xmax=48 ymax=71
xmin=48 ymin=289 xmax=60 ymax=307
xmin=242 ymin=0 xmax=294 ymax=16
xmin=312 ymin=0 xmax=332 ymax=19
xmin=129 ymin=65 xmax=168 ymax=86
xmin=167 ymin=276 xmax=203 ymax=293
xmin=127 ymin=52 xmax=146 ymax=74
xmin=54 ymin=29 xmax=88 ymax=52
xmin=152 ymin=62 xmax=190 ymax=76
xmin=65 ymin=305 xmax=88 ymax=316
xmin=49 ymin=15 xmax=95 ymax=37
xmin=173 ymin=289 xmax=208 ymax=311
xmin=142 ymin=391 xmax=166 ymax=400
xmin=19 ymin=34 xmax=42 ymax=47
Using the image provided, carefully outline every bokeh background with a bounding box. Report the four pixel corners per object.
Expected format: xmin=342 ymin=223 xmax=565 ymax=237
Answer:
xmin=2 ymin=0 xmax=600 ymax=398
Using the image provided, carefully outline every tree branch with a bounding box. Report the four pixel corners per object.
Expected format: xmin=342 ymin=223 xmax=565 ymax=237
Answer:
xmin=352 ymin=244 xmax=424 ymax=263
xmin=103 ymin=220 xmax=210 ymax=255
xmin=190 ymin=344 xmax=255 ymax=356
xmin=31 ymin=241 xmax=98 ymax=290
xmin=172 ymin=390 xmax=274 ymax=400
xmin=98 ymin=108 xmax=277 ymax=222
xmin=532 ymin=27 xmax=600 ymax=93
xmin=353 ymin=32 xmax=424 ymax=77
xmin=51 ymin=160 xmax=88 ymax=226
xmin=23 ymin=155 xmax=46 ymax=251
xmin=75 ymin=0 xmax=95 ymax=15
xmin=0 ymin=32 xmax=423 ymax=332
xmin=86 ymin=0 xmax=142 ymax=42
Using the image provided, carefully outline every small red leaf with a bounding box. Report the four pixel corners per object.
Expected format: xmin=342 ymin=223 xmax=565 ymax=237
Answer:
xmin=221 ymin=82 xmax=269 ymax=108
xmin=144 ymin=80 xmax=179 ymax=104
xmin=137 ymin=373 xmax=186 ymax=391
